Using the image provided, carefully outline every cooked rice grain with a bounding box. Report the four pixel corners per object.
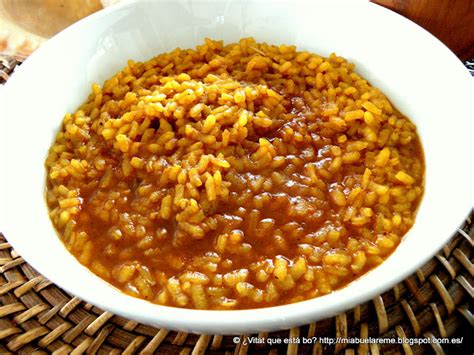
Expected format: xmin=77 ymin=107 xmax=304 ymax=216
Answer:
xmin=46 ymin=38 xmax=424 ymax=310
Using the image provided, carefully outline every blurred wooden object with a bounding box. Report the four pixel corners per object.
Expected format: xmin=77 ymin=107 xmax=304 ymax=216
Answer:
xmin=372 ymin=0 xmax=474 ymax=60
xmin=3 ymin=0 xmax=102 ymax=38
xmin=0 ymin=0 xmax=102 ymax=58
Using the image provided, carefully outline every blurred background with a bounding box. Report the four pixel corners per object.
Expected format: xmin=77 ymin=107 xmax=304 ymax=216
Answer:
xmin=1 ymin=0 xmax=473 ymax=61
xmin=372 ymin=0 xmax=473 ymax=61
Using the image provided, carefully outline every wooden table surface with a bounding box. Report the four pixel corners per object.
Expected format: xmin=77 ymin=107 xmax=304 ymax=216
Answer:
xmin=372 ymin=0 xmax=474 ymax=60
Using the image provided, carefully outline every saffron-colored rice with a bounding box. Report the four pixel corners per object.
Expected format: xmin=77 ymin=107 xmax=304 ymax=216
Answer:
xmin=46 ymin=38 xmax=424 ymax=310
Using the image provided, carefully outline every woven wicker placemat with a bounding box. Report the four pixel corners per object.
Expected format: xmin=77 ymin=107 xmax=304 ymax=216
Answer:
xmin=0 ymin=57 xmax=472 ymax=354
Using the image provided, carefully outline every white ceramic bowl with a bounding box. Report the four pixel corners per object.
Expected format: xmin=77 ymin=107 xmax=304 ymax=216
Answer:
xmin=0 ymin=0 xmax=472 ymax=335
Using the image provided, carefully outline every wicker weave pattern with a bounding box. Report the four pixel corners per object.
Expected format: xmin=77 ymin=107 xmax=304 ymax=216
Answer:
xmin=0 ymin=58 xmax=472 ymax=354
